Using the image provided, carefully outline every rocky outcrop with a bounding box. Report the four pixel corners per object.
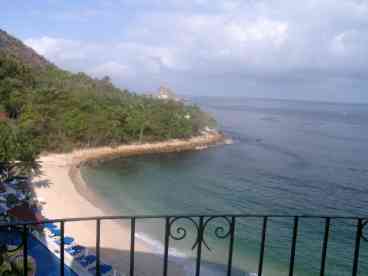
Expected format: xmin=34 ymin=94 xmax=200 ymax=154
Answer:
xmin=0 ymin=29 xmax=53 ymax=69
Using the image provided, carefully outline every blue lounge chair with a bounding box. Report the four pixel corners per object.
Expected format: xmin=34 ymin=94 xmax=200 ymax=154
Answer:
xmin=54 ymin=236 xmax=75 ymax=245
xmin=48 ymin=228 xmax=61 ymax=237
xmin=89 ymin=264 xmax=113 ymax=275
xmin=66 ymin=245 xmax=86 ymax=256
xmin=44 ymin=223 xmax=58 ymax=229
xmin=77 ymin=255 xmax=97 ymax=267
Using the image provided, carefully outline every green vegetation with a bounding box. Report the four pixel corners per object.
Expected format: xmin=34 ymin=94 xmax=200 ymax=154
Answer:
xmin=0 ymin=120 xmax=40 ymax=180
xmin=0 ymin=51 xmax=215 ymax=154
xmin=0 ymin=245 xmax=36 ymax=276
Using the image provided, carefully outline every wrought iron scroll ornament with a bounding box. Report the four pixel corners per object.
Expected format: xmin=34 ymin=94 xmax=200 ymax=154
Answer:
xmin=360 ymin=219 xmax=368 ymax=242
xmin=168 ymin=216 xmax=233 ymax=251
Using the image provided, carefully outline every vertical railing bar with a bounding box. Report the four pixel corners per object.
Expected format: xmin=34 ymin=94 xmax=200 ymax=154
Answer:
xmin=60 ymin=221 xmax=65 ymax=276
xmin=320 ymin=218 xmax=330 ymax=276
xmin=288 ymin=217 xmax=299 ymax=276
xmin=227 ymin=216 xmax=236 ymax=276
xmin=258 ymin=216 xmax=268 ymax=276
xmin=163 ymin=217 xmax=170 ymax=276
xmin=352 ymin=218 xmax=362 ymax=276
xmin=130 ymin=217 xmax=136 ymax=276
xmin=195 ymin=216 xmax=204 ymax=276
xmin=22 ymin=225 xmax=28 ymax=276
xmin=96 ymin=219 xmax=101 ymax=276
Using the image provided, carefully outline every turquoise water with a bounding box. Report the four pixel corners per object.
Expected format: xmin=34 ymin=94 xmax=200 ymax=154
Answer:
xmin=82 ymin=97 xmax=368 ymax=275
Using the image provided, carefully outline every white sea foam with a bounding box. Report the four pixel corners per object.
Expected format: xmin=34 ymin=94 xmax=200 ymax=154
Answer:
xmin=135 ymin=232 xmax=254 ymax=276
xmin=135 ymin=231 xmax=188 ymax=258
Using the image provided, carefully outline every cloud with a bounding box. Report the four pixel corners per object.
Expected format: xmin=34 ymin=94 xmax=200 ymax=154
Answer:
xmin=225 ymin=18 xmax=288 ymax=46
xmin=88 ymin=61 xmax=132 ymax=79
xmin=330 ymin=29 xmax=368 ymax=57
xmin=23 ymin=0 xmax=368 ymax=101
xmin=25 ymin=37 xmax=87 ymax=62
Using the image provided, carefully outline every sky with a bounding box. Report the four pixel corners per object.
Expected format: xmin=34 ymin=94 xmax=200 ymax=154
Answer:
xmin=1 ymin=0 xmax=368 ymax=103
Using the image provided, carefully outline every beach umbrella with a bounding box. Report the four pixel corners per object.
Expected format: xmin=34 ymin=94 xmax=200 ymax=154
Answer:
xmin=7 ymin=204 xmax=43 ymax=223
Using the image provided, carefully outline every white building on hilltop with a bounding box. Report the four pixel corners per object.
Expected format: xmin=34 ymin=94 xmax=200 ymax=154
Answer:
xmin=157 ymin=86 xmax=181 ymax=101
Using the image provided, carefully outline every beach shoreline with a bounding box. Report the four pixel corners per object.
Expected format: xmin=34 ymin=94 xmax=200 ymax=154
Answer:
xmin=71 ymin=131 xmax=225 ymax=215
xmin=33 ymin=132 xmax=225 ymax=275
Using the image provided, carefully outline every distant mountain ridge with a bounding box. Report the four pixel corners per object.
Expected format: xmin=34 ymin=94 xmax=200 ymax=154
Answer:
xmin=0 ymin=29 xmax=53 ymax=69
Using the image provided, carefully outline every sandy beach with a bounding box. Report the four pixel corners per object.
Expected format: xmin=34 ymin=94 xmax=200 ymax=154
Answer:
xmin=32 ymin=132 xmax=224 ymax=275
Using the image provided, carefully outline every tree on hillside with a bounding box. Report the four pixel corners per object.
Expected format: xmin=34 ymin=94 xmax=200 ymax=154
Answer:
xmin=125 ymin=102 xmax=151 ymax=143
xmin=0 ymin=122 xmax=40 ymax=181
xmin=0 ymin=53 xmax=34 ymax=119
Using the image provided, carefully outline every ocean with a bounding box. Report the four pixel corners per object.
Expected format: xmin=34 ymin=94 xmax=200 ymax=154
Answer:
xmin=81 ymin=97 xmax=368 ymax=276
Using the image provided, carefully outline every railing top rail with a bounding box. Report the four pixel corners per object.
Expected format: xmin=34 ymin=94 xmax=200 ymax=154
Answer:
xmin=1 ymin=214 xmax=367 ymax=227
xmin=1 ymin=213 xmax=367 ymax=276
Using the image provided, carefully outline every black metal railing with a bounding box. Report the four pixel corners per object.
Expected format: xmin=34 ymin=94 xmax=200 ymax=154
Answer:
xmin=0 ymin=214 xmax=367 ymax=276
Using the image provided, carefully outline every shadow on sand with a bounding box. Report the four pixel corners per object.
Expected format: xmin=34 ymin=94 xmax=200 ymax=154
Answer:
xmin=32 ymin=179 xmax=52 ymax=188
